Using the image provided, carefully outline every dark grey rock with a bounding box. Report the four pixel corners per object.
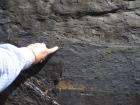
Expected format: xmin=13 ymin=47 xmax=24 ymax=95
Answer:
xmin=0 ymin=0 xmax=140 ymax=105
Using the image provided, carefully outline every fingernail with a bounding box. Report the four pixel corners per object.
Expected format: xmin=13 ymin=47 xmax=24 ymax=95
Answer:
xmin=54 ymin=46 xmax=59 ymax=50
xmin=55 ymin=46 xmax=59 ymax=49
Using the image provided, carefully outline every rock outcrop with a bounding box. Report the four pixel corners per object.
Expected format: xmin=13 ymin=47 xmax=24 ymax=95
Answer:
xmin=0 ymin=0 xmax=140 ymax=105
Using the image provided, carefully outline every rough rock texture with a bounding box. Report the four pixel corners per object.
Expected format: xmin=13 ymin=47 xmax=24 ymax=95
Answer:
xmin=0 ymin=0 xmax=140 ymax=105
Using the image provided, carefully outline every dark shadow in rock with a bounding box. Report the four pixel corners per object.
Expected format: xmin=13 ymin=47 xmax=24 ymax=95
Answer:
xmin=0 ymin=0 xmax=8 ymax=10
xmin=0 ymin=51 xmax=57 ymax=105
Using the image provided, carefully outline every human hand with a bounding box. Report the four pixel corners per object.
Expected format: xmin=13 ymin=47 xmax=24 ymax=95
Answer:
xmin=27 ymin=43 xmax=59 ymax=64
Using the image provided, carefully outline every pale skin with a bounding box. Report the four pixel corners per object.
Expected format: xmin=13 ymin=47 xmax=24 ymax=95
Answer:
xmin=27 ymin=43 xmax=59 ymax=64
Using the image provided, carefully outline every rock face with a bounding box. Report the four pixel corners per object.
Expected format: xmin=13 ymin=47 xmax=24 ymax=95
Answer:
xmin=0 ymin=0 xmax=140 ymax=105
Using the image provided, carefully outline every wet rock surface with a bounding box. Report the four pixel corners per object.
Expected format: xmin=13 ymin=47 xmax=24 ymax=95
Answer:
xmin=0 ymin=0 xmax=140 ymax=105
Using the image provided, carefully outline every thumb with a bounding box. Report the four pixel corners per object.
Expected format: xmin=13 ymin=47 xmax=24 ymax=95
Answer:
xmin=47 ymin=46 xmax=59 ymax=55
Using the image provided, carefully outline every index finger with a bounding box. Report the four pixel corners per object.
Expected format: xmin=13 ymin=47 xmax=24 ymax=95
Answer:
xmin=47 ymin=46 xmax=59 ymax=55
